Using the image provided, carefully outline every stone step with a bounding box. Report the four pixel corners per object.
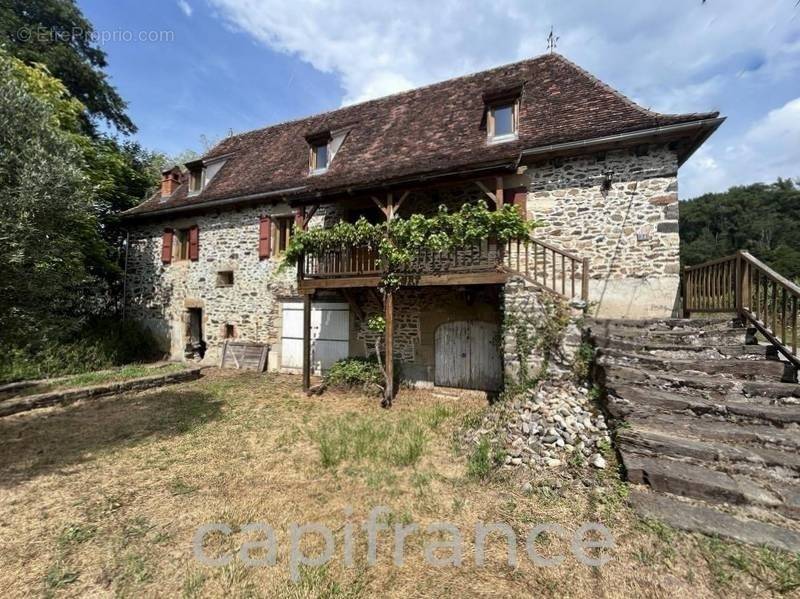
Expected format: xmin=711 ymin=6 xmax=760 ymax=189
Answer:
xmin=594 ymin=327 xmax=747 ymax=346
xmin=598 ymin=348 xmax=786 ymax=380
xmin=622 ymin=453 xmax=787 ymax=511
xmin=625 ymin=412 xmax=800 ymax=451
xmin=602 ymin=364 xmax=800 ymax=400
xmin=588 ymin=317 xmax=734 ymax=332
xmin=629 ymin=489 xmax=800 ymax=553
xmin=593 ymin=336 xmax=765 ymax=359
xmin=605 ymin=383 xmax=800 ymax=425
xmin=617 ymin=426 xmax=800 ymax=474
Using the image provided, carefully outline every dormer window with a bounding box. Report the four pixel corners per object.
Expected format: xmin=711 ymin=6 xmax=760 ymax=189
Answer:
xmin=310 ymin=141 xmax=329 ymax=174
xmin=487 ymin=101 xmax=518 ymax=143
xmin=188 ymin=169 xmax=203 ymax=194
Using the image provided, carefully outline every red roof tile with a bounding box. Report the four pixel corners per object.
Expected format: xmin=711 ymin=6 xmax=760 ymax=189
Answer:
xmin=126 ymin=53 xmax=718 ymax=217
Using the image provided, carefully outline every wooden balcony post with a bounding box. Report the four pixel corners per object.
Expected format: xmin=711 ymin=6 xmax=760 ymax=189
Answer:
xmin=384 ymin=290 xmax=394 ymax=406
xmin=302 ymin=292 xmax=312 ymax=391
xmin=581 ymin=258 xmax=590 ymax=302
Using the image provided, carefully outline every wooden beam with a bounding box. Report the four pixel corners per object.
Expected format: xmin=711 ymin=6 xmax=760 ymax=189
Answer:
xmin=475 ymin=180 xmax=498 ymax=207
xmin=384 ymin=290 xmax=394 ymax=406
xmin=394 ymin=191 xmax=410 ymax=216
xmin=386 ymin=192 xmax=395 ymax=220
xmin=370 ymin=195 xmax=389 ymax=217
xmin=495 ymin=176 xmax=504 ymax=210
xmin=302 ymin=204 xmax=320 ymax=229
xmin=340 ymin=289 xmax=365 ymax=322
xmin=302 ymin=293 xmax=312 ymax=391
xmin=298 ymin=270 xmax=509 ymax=291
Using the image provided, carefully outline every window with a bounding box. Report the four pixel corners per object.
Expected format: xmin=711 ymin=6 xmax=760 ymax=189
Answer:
xmin=216 ymin=270 xmax=234 ymax=287
xmin=488 ymin=101 xmax=518 ymax=142
xmin=188 ymin=168 xmax=203 ymax=194
xmin=223 ymin=324 xmax=235 ymax=339
xmin=310 ymin=142 xmax=329 ymax=173
xmin=176 ymin=228 xmax=191 ymax=261
xmin=272 ymin=216 xmax=293 ymax=254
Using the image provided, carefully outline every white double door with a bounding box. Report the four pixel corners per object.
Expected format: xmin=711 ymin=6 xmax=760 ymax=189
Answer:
xmin=281 ymin=301 xmax=350 ymax=374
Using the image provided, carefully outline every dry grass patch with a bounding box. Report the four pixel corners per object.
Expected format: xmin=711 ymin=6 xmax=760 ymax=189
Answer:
xmin=0 ymin=369 xmax=797 ymax=597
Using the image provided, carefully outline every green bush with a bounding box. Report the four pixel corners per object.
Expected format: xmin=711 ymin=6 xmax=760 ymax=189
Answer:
xmin=324 ymin=357 xmax=383 ymax=392
xmin=0 ymin=318 xmax=162 ymax=384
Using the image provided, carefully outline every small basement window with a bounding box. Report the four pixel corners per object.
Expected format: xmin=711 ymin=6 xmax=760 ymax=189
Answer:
xmin=216 ymin=270 xmax=234 ymax=287
xmin=272 ymin=216 xmax=293 ymax=254
xmin=488 ymin=101 xmax=518 ymax=143
xmin=310 ymin=141 xmax=329 ymax=173
xmin=223 ymin=324 xmax=235 ymax=339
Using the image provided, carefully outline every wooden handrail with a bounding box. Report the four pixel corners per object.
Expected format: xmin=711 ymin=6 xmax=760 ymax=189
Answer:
xmin=502 ymin=236 xmax=589 ymax=302
xmin=683 ymin=251 xmax=799 ymax=370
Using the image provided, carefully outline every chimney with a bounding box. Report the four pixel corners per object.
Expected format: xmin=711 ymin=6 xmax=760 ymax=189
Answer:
xmin=161 ymin=168 xmax=181 ymax=198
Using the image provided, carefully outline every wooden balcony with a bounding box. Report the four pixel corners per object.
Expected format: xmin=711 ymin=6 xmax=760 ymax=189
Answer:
xmin=297 ymin=237 xmax=590 ymax=301
xmin=297 ymin=240 xmax=508 ymax=290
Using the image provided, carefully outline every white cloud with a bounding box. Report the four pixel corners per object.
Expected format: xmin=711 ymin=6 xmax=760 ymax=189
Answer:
xmin=206 ymin=0 xmax=800 ymax=193
xmin=177 ymin=0 xmax=192 ymax=17
xmin=682 ymin=96 xmax=800 ymax=198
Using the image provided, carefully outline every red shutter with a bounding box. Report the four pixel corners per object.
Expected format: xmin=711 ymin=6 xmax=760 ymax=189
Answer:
xmin=188 ymin=226 xmax=199 ymax=261
xmin=161 ymin=229 xmax=173 ymax=263
xmin=503 ymin=187 xmax=528 ymax=220
xmin=259 ymin=216 xmax=272 ymax=259
xmin=294 ymin=208 xmax=305 ymax=231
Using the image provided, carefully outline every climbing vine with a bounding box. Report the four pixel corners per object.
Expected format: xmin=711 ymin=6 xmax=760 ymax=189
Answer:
xmin=283 ymin=201 xmax=535 ymax=290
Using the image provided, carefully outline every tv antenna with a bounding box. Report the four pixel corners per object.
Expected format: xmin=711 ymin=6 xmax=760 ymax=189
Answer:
xmin=546 ymin=26 xmax=559 ymax=53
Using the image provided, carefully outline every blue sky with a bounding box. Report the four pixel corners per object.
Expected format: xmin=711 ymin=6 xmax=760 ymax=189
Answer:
xmin=80 ymin=0 xmax=800 ymax=199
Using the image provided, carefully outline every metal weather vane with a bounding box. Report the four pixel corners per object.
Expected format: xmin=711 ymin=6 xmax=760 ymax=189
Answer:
xmin=546 ymin=26 xmax=559 ymax=53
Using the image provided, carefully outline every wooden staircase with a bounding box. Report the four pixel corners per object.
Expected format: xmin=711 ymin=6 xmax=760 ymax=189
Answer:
xmin=591 ymin=316 xmax=800 ymax=551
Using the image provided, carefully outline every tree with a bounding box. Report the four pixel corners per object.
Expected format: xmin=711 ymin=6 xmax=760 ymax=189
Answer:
xmin=0 ymin=0 xmax=135 ymax=134
xmin=0 ymin=50 xmax=96 ymax=344
xmin=680 ymin=179 xmax=800 ymax=281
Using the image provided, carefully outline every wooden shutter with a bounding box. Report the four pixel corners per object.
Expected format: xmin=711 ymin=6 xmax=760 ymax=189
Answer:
xmin=188 ymin=226 xmax=199 ymax=261
xmin=259 ymin=216 xmax=272 ymax=259
xmin=161 ymin=229 xmax=173 ymax=264
xmin=503 ymin=187 xmax=528 ymax=220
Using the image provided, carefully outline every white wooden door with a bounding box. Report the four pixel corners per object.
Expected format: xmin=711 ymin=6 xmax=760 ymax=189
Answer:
xmin=435 ymin=321 xmax=502 ymax=391
xmin=281 ymin=301 xmax=350 ymax=374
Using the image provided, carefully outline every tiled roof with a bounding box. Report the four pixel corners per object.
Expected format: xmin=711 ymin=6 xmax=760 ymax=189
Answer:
xmin=126 ymin=53 xmax=719 ymax=217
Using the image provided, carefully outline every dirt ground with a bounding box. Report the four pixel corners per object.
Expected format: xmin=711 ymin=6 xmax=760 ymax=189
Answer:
xmin=0 ymin=369 xmax=797 ymax=598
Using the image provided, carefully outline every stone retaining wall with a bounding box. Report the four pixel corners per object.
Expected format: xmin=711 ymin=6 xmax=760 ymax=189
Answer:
xmin=0 ymin=367 xmax=202 ymax=418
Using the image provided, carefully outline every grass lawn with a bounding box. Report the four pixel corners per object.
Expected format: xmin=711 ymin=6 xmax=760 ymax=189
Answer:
xmin=0 ymin=363 xmax=188 ymax=399
xmin=0 ymin=370 xmax=797 ymax=597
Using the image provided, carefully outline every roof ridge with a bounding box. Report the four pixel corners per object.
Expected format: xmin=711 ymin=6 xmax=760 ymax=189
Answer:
xmin=204 ymin=53 xmax=557 ymax=158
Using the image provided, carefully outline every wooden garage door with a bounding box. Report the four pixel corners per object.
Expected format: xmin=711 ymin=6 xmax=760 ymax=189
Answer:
xmin=281 ymin=301 xmax=350 ymax=374
xmin=434 ymin=321 xmax=502 ymax=391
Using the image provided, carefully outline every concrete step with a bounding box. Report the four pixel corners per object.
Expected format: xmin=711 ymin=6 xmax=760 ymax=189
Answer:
xmin=605 ymin=383 xmax=800 ymax=425
xmin=629 ymin=490 xmax=800 ymax=553
xmin=602 ymin=364 xmax=800 ymax=400
xmin=598 ymin=348 xmax=786 ymax=380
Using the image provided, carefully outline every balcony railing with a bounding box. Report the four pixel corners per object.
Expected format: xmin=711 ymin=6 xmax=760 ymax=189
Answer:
xmin=298 ymin=236 xmax=590 ymax=302
xmin=300 ymin=239 xmax=504 ymax=279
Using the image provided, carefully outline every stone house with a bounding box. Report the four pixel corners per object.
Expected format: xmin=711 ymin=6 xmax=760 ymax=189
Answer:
xmin=122 ymin=53 xmax=722 ymax=393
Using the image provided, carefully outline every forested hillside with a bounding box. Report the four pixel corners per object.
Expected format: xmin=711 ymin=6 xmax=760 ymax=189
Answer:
xmin=680 ymin=179 xmax=800 ymax=281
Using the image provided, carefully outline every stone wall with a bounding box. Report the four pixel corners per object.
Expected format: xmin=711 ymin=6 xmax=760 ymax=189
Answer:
xmin=125 ymin=202 xmax=339 ymax=366
xmin=522 ymin=143 xmax=681 ymax=318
